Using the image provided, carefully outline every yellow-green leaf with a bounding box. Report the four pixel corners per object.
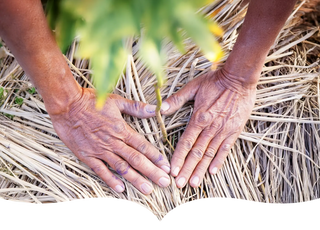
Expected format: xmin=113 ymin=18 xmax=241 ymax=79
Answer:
xmin=47 ymin=0 xmax=223 ymax=106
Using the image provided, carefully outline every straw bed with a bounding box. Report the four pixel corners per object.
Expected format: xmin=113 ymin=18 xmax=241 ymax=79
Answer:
xmin=0 ymin=0 xmax=319 ymax=219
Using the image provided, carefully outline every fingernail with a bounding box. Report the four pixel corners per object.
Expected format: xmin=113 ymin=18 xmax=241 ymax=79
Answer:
xmin=177 ymin=177 xmax=186 ymax=188
xmin=115 ymin=185 xmax=125 ymax=193
xmin=141 ymin=183 xmax=153 ymax=194
xmin=145 ymin=104 xmax=156 ymax=114
xmin=172 ymin=167 xmax=180 ymax=177
xmin=159 ymin=177 xmax=170 ymax=187
xmin=161 ymin=165 xmax=171 ymax=174
xmin=191 ymin=176 xmax=200 ymax=187
xmin=160 ymin=101 xmax=170 ymax=112
xmin=211 ymin=167 xmax=218 ymax=174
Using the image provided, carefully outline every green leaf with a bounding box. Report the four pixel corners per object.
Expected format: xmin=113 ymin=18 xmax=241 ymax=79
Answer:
xmin=0 ymin=87 xmax=4 ymax=99
xmin=56 ymin=14 xmax=79 ymax=54
xmin=27 ymin=87 xmax=36 ymax=95
xmin=177 ymin=8 xmax=223 ymax=62
xmin=46 ymin=0 xmax=223 ymax=105
xmin=3 ymin=113 xmax=14 ymax=120
xmin=14 ymin=97 xmax=24 ymax=106
xmin=168 ymin=25 xmax=186 ymax=54
xmin=45 ymin=0 xmax=62 ymax=30
xmin=92 ymin=40 xmax=128 ymax=109
xmin=139 ymin=37 xmax=165 ymax=87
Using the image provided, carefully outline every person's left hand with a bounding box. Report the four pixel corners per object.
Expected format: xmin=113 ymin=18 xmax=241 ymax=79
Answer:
xmin=160 ymin=68 xmax=257 ymax=188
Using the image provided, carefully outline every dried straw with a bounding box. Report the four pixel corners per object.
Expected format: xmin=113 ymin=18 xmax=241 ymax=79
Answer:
xmin=0 ymin=0 xmax=320 ymax=219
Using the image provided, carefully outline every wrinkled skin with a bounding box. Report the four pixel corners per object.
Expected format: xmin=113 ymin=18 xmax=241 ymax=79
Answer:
xmin=161 ymin=69 xmax=257 ymax=188
xmin=0 ymin=0 xmax=171 ymax=195
xmin=0 ymin=0 xmax=297 ymax=194
xmin=159 ymin=0 xmax=297 ymax=188
xmin=50 ymin=88 xmax=171 ymax=194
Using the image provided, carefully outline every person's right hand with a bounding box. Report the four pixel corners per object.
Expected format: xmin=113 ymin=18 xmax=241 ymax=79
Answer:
xmin=49 ymin=88 xmax=171 ymax=195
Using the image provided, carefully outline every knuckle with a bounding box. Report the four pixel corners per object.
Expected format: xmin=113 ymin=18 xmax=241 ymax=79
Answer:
xmin=77 ymin=150 xmax=88 ymax=160
xmin=92 ymin=164 xmax=104 ymax=173
xmin=128 ymin=152 xmax=144 ymax=168
xmin=193 ymin=111 xmax=211 ymax=127
xmin=204 ymin=147 xmax=216 ymax=158
xmin=210 ymin=122 xmax=222 ymax=131
xmin=133 ymin=101 xmax=142 ymax=111
xmin=113 ymin=122 xmax=127 ymax=134
xmin=114 ymin=160 xmax=130 ymax=175
xmin=103 ymin=135 xmax=111 ymax=143
xmin=190 ymin=148 xmax=204 ymax=160
xmin=221 ymin=144 xmax=232 ymax=152
xmin=170 ymin=94 xmax=182 ymax=106
xmin=137 ymin=142 xmax=148 ymax=155
xmin=153 ymin=153 xmax=164 ymax=164
xmin=180 ymin=139 xmax=193 ymax=151
xmin=79 ymin=150 xmax=87 ymax=157
xmin=201 ymin=131 xmax=214 ymax=140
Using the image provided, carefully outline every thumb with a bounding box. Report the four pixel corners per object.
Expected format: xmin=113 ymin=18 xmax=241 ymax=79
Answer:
xmin=112 ymin=95 xmax=157 ymax=118
xmin=161 ymin=78 xmax=201 ymax=116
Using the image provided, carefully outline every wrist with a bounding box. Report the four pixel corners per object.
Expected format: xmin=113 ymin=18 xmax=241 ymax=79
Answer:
xmin=222 ymin=50 xmax=261 ymax=89
xmin=221 ymin=0 xmax=297 ymax=86
xmin=40 ymin=71 xmax=83 ymax=116
xmin=223 ymin=43 xmax=263 ymax=86
xmin=217 ymin=67 xmax=258 ymax=94
xmin=0 ymin=0 xmax=83 ymax=116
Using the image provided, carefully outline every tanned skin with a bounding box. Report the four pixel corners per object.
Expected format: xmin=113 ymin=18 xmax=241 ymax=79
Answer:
xmin=0 ymin=0 xmax=171 ymax=195
xmin=0 ymin=0 xmax=296 ymax=192
xmin=161 ymin=0 xmax=297 ymax=188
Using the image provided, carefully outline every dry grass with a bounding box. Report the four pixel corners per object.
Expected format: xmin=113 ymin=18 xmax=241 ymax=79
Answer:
xmin=0 ymin=0 xmax=320 ymax=219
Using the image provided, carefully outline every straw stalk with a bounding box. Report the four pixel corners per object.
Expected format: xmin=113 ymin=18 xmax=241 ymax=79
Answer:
xmin=0 ymin=0 xmax=319 ymax=220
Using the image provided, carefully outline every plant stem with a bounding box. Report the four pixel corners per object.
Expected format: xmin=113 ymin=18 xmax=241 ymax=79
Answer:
xmin=154 ymin=83 xmax=175 ymax=151
xmin=155 ymin=83 xmax=167 ymax=140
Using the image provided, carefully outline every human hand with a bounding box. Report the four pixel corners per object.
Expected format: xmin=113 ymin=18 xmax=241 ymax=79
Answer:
xmin=49 ymin=88 xmax=171 ymax=195
xmin=161 ymin=69 xmax=257 ymax=188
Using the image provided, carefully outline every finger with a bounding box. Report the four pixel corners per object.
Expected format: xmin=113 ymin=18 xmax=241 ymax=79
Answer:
xmin=184 ymin=116 xmax=225 ymax=187
xmin=170 ymin=120 xmax=204 ymax=178
xmin=107 ymin=155 xmax=155 ymax=195
xmin=188 ymin=131 xmax=226 ymax=187
xmin=179 ymin=122 xmax=223 ymax=188
xmin=95 ymin=149 xmax=156 ymax=195
xmin=170 ymin=107 xmax=213 ymax=177
xmin=160 ymin=76 xmax=202 ymax=116
xmin=85 ymin=157 xmax=125 ymax=193
xmin=209 ymin=133 xmax=238 ymax=175
xmin=188 ymin=143 xmax=220 ymax=188
xmin=125 ymin=130 xmax=171 ymax=174
xmin=112 ymin=94 xmax=157 ymax=118
xmin=113 ymin=141 xmax=171 ymax=189
xmin=87 ymin=149 xmax=156 ymax=195
xmin=174 ymin=129 xmax=212 ymax=188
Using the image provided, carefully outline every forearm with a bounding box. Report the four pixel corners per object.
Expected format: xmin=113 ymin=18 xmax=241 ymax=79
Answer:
xmin=224 ymin=0 xmax=297 ymax=85
xmin=0 ymin=0 xmax=81 ymax=115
